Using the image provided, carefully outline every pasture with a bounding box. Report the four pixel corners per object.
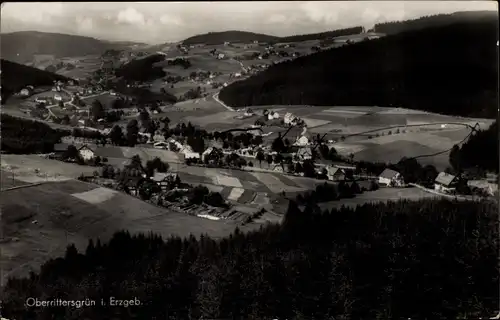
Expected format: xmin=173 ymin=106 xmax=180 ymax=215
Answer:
xmin=1 ymin=179 xmax=249 ymax=283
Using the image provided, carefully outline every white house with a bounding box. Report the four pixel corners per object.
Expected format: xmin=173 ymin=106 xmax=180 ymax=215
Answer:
xmin=20 ymin=88 xmax=32 ymax=96
xmin=151 ymin=172 xmax=179 ymax=190
xmin=35 ymin=97 xmax=47 ymax=104
xmin=184 ymin=151 xmax=201 ymax=160
xmin=234 ymin=73 xmax=241 ymax=78
xmin=434 ymin=172 xmax=458 ymax=193
xmin=54 ymin=94 xmax=62 ymax=101
xmin=217 ymin=53 xmax=225 ymax=60
xmin=78 ymin=145 xmax=95 ymax=161
xmin=378 ymin=168 xmax=405 ymax=187
xmin=295 ymin=135 xmax=309 ymax=146
xmin=284 ymin=112 xmax=298 ymax=125
xmin=296 ymin=147 xmax=312 ymax=160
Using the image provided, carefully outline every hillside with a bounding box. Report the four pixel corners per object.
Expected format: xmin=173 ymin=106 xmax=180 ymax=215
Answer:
xmin=2 ymin=199 xmax=497 ymax=319
xmin=182 ymin=30 xmax=279 ymax=45
xmin=114 ymin=54 xmax=167 ymax=82
xmin=279 ymin=26 xmax=363 ymax=42
xmin=219 ymin=19 xmax=499 ymax=118
xmin=0 ymin=59 xmax=71 ymax=102
xmin=0 ymin=114 xmax=70 ymax=154
xmin=373 ymin=10 xmax=498 ymax=34
xmin=1 ymin=31 xmax=132 ymax=64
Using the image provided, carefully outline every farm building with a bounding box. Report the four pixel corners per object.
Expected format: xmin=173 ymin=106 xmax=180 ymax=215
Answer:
xmin=217 ymin=53 xmax=225 ymax=59
xmin=295 ymin=135 xmax=310 ymax=146
xmin=467 ymin=180 xmax=498 ymax=196
xmin=53 ymin=143 xmax=70 ymax=157
xmin=378 ymin=168 xmax=404 ymax=187
xmin=19 ymin=88 xmax=32 ymax=97
xmin=153 ymin=141 xmax=169 ymax=149
xmin=296 ymin=147 xmax=312 ymax=160
xmin=124 ymin=177 xmax=145 ymax=196
xmin=434 ymin=172 xmax=459 ymax=193
xmin=327 ymin=166 xmax=346 ymax=181
xmin=284 ymin=112 xmax=299 ymax=125
xmin=184 ymin=152 xmax=201 ymax=160
xmin=78 ymin=145 xmax=96 ymax=161
xmin=54 ymin=94 xmax=62 ymax=101
xmin=151 ymin=172 xmax=179 ymax=190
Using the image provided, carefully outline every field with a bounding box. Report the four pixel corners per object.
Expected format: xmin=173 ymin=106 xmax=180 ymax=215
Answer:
xmin=1 ymin=179 xmax=256 ymax=283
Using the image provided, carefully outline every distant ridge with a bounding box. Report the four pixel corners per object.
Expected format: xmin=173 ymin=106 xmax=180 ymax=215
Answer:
xmin=182 ymin=30 xmax=279 ymax=45
xmin=1 ymin=31 xmax=139 ymax=64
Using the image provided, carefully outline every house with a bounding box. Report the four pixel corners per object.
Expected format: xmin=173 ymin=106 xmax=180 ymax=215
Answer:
xmin=295 ymin=135 xmax=310 ymax=146
xmin=296 ymin=147 xmax=312 ymax=160
xmin=327 ymin=166 xmax=345 ymax=181
xmin=217 ymin=53 xmax=225 ymax=60
xmin=151 ymin=172 xmax=179 ymax=190
xmin=378 ymin=168 xmax=404 ymax=187
xmin=124 ymin=177 xmax=145 ymax=196
xmin=284 ymin=112 xmax=298 ymax=125
xmin=467 ymin=180 xmax=498 ymax=196
xmin=434 ymin=172 xmax=459 ymax=193
xmin=78 ymin=145 xmax=95 ymax=161
xmin=53 ymin=143 xmax=70 ymax=157
xmin=54 ymin=94 xmax=62 ymax=101
xmin=20 ymin=88 xmax=32 ymax=96
xmin=184 ymin=151 xmax=201 ymax=160
xmin=35 ymin=97 xmax=47 ymax=104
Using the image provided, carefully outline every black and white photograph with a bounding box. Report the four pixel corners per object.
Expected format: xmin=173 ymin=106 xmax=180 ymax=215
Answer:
xmin=0 ymin=1 xmax=499 ymax=319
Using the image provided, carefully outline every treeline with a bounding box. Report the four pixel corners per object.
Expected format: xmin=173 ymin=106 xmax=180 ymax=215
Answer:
xmin=115 ymin=54 xmax=166 ymax=81
xmin=0 ymin=114 xmax=69 ymax=154
xmin=279 ymin=26 xmax=363 ymax=43
xmin=219 ymin=19 xmax=498 ymax=118
xmin=452 ymin=121 xmax=499 ymax=173
xmin=374 ymin=10 xmax=498 ymax=34
xmin=182 ymin=30 xmax=279 ymax=45
xmin=3 ymin=199 xmax=498 ymax=319
xmin=0 ymin=59 xmax=71 ymax=102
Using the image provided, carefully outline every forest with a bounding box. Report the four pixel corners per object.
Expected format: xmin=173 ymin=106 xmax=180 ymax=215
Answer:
xmin=182 ymin=30 xmax=279 ymax=45
xmin=453 ymin=120 xmax=499 ymax=173
xmin=373 ymin=10 xmax=497 ymax=34
xmin=114 ymin=54 xmax=167 ymax=82
xmin=0 ymin=114 xmax=70 ymax=154
xmin=279 ymin=26 xmax=362 ymax=43
xmin=0 ymin=59 xmax=71 ymax=102
xmin=2 ymin=198 xmax=498 ymax=319
xmin=219 ymin=19 xmax=498 ymax=118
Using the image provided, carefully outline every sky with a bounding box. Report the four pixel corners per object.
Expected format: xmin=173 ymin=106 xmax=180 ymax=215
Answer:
xmin=1 ymin=1 xmax=497 ymax=44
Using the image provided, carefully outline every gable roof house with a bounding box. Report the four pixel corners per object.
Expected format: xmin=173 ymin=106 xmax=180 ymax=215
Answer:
xmin=378 ymin=168 xmax=404 ymax=187
xmin=151 ymin=172 xmax=179 ymax=190
xmin=78 ymin=145 xmax=96 ymax=161
xmin=327 ymin=166 xmax=346 ymax=181
xmin=434 ymin=172 xmax=459 ymax=193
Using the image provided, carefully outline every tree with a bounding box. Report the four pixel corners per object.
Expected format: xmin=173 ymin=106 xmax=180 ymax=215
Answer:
xmin=126 ymin=120 xmax=139 ymax=146
xmin=449 ymin=144 xmax=462 ymax=174
xmin=266 ymin=154 xmax=273 ymax=166
xmin=271 ymin=135 xmax=285 ymax=153
xmin=256 ymin=151 xmax=265 ymax=167
xmin=91 ymin=100 xmax=105 ymax=121
xmin=109 ymin=125 xmax=124 ymax=145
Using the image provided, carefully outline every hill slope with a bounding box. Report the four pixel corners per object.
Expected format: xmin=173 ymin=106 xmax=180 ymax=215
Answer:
xmin=373 ymin=10 xmax=498 ymax=34
xmin=279 ymin=26 xmax=363 ymax=43
xmin=0 ymin=59 xmax=71 ymax=101
xmin=182 ymin=30 xmax=279 ymax=45
xmin=1 ymin=31 xmax=133 ymax=64
xmin=219 ymin=19 xmax=498 ymax=118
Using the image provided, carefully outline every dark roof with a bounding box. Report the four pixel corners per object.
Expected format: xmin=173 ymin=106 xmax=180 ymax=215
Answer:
xmin=54 ymin=143 xmax=69 ymax=152
xmin=379 ymin=168 xmax=400 ymax=179
xmin=78 ymin=145 xmax=95 ymax=152
xmin=94 ymin=147 xmax=125 ymax=158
